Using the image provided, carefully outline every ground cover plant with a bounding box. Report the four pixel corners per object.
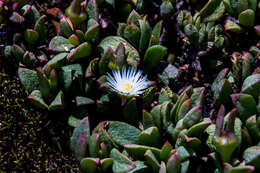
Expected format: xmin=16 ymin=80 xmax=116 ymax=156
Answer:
xmin=0 ymin=0 xmax=260 ymax=172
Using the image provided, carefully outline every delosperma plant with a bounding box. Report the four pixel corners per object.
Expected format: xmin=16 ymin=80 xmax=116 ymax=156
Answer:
xmin=1 ymin=0 xmax=260 ymax=172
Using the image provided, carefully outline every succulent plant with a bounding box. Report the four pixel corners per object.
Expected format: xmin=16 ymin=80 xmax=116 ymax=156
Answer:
xmin=2 ymin=0 xmax=103 ymax=113
xmin=177 ymin=10 xmax=225 ymax=49
xmin=2 ymin=0 xmax=260 ymax=172
xmin=211 ymin=50 xmax=258 ymax=108
xmin=224 ymin=0 xmax=259 ymax=30
xmin=96 ymin=10 xmax=167 ymax=74
xmin=199 ymin=0 xmax=260 ymax=33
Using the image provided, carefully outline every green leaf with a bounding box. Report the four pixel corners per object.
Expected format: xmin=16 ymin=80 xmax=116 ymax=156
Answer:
xmin=190 ymin=87 xmax=205 ymax=107
xmin=223 ymin=164 xmax=254 ymax=173
xmin=24 ymin=29 xmax=39 ymax=45
xmin=145 ymin=150 xmax=160 ymax=172
xmin=225 ymin=20 xmax=243 ymax=33
xmin=212 ymin=68 xmax=229 ymax=92
xmin=242 ymin=74 xmax=260 ymax=98
xmin=186 ymin=118 xmax=211 ymax=137
xmin=158 ymin=64 xmax=180 ymax=86
xmin=160 ymin=141 xmax=173 ymax=162
xmin=75 ymin=133 xmax=88 ymax=162
xmin=200 ymin=0 xmax=225 ymax=22
xmin=18 ymin=67 xmax=39 ymax=93
xmin=80 ymin=158 xmax=99 ymax=173
xmin=176 ymin=99 xmax=191 ymax=122
xmin=108 ymin=121 xmax=141 ymax=146
xmin=70 ymin=117 xmax=91 ymax=152
xmin=100 ymin=158 xmax=113 ymax=172
xmin=123 ymin=97 xmax=139 ymax=125
xmin=85 ymin=19 xmax=100 ymax=43
xmin=28 ymin=90 xmax=48 ymax=110
xmin=129 ymin=161 xmax=150 ymax=173
xmin=60 ymin=17 xmax=74 ymax=38
xmin=124 ymin=144 xmax=161 ymax=160
xmin=138 ymin=127 xmax=160 ymax=147
xmin=150 ymin=105 xmax=162 ymax=130
xmin=142 ymin=110 xmax=155 ymax=130
xmin=99 ymin=36 xmax=140 ymax=67
xmin=182 ymin=106 xmax=202 ymax=128
xmin=68 ymin=116 xmax=80 ymax=127
xmin=143 ymin=45 xmax=167 ymax=72
xmin=184 ymin=24 xmax=199 ymax=44
xmin=246 ymin=115 xmax=260 ymax=141
xmin=87 ymin=0 xmax=99 ymax=21
xmin=34 ymin=15 xmax=46 ymax=41
xmin=138 ymin=19 xmax=152 ymax=53
xmin=181 ymin=160 xmax=190 ymax=173
xmin=160 ymin=0 xmax=174 ymax=18
xmin=61 ymin=64 xmax=83 ymax=92
xmin=149 ymin=20 xmax=162 ymax=47
xmin=69 ymin=34 xmax=80 ymax=46
xmin=212 ymin=79 xmax=232 ymax=108
xmin=127 ymin=10 xmax=141 ymax=26
xmin=243 ymin=146 xmax=260 ymax=170
xmin=76 ymin=96 xmax=95 ymax=106
xmin=238 ymin=9 xmax=255 ymax=27
xmin=49 ymin=36 xmax=74 ymax=52
xmin=123 ymin=24 xmax=141 ymax=48
xmin=43 ymin=52 xmax=68 ymax=76
xmin=99 ymin=47 xmax=114 ymax=75
xmin=89 ymin=133 xmax=101 ymax=157
xmin=205 ymin=124 xmax=216 ymax=151
xmin=67 ymin=42 xmax=92 ymax=62
xmin=242 ymin=52 xmax=254 ymax=82
xmin=36 ymin=68 xmax=51 ymax=99
xmin=167 ymin=152 xmax=181 ymax=173
xmin=49 ymin=91 xmax=66 ymax=111
xmin=176 ymin=146 xmax=190 ymax=161
xmin=110 ymin=148 xmax=136 ymax=173
xmin=231 ymin=93 xmax=257 ymax=122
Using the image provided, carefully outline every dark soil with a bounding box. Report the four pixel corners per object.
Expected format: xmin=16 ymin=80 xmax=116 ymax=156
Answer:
xmin=0 ymin=73 xmax=79 ymax=172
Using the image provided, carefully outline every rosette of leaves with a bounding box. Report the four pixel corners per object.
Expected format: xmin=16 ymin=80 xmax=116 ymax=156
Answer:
xmin=204 ymin=88 xmax=260 ymax=173
xmin=204 ymin=105 xmax=258 ymax=173
xmin=2 ymin=1 xmax=48 ymax=68
xmin=177 ymin=10 xmax=225 ymax=49
xmin=211 ymin=51 xmax=258 ymax=108
xmin=97 ymin=10 xmax=167 ymax=74
xmin=144 ymin=86 xmax=206 ymax=143
xmin=223 ymin=0 xmax=260 ymax=33
xmin=61 ymin=0 xmax=100 ymax=44
xmin=199 ymin=0 xmax=260 ymax=34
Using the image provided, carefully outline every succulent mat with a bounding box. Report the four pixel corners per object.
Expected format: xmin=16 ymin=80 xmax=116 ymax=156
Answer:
xmin=0 ymin=0 xmax=260 ymax=172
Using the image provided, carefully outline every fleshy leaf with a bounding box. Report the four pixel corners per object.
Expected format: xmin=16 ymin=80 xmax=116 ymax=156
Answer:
xmin=49 ymin=36 xmax=74 ymax=52
xmin=108 ymin=121 xmax=141 ymax=146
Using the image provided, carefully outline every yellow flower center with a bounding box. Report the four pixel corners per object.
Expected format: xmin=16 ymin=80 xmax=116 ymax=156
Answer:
xmin=120 ymin=82 xmax=132 ymax=92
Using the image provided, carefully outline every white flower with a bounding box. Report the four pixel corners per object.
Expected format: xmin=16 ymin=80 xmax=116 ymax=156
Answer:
xmin=106 ymin=67 xmax=151 ymax=97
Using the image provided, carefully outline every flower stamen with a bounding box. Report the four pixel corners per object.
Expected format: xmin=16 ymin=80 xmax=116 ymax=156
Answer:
xmin=119 ymin=82 xmax=132 ymax=93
